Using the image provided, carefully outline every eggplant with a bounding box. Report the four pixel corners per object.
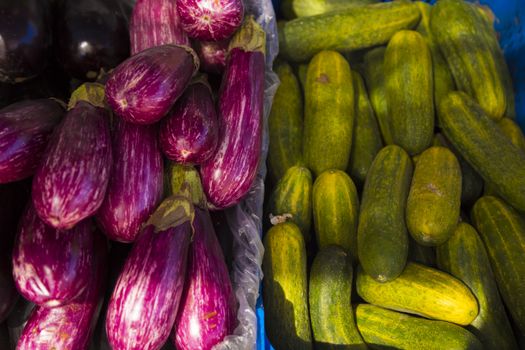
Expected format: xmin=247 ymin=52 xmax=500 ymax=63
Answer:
xmin=55 ymin=0 xmax=130 ymax=81
xmin=193 ymin=40 xmax=228 ymax=75
xmin=176 ymin=0 xmax=244 ymax=41
xmin=173 ymin=207 xmax=237 ymax=350
xmin=129 ymin=0 xmax=189 ymax=55
xmin=0 ymin=0 xmax=53 ymax=83
xmin=105 ymin=196 xmax=192 ymax=350
xmin=0 ymin=99 xmax=64 ymax=184
xmin=106 ymin=45 xmax=198 ymax=125
xmin=12 ymin=205 xmax=97 ymax=307
xmin=200 ymin=18 xmax=265 ymax=209
xmin=160 ymin=78 xmax=218 ymax=164
xmin=17 ymin=232 xmax=108 ymax=350
xmin=7 ymin=298 xmax=35 ymax=349
xmin=96 ymin=119 xmax=163 ymax=243
xmin=32 ymin=83 xmax=112 ymax=229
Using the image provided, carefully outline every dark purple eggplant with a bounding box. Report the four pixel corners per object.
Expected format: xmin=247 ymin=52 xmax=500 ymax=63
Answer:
xmin=0 ymin=99 xmax=64 ymax=184
xmin=16 ymin=232 xmax=108 ymax=350
xmin=32 ymin=83 xmax=112 ymax=229
xmin=55 ymin=0 xmax=130 ymax=81
xmin=176 ymin=0 xmax=244 ymax=42
xmin=160 ymin=78 xmax=218 ymax=164
xmin=96 ymin=119 xmax=163 ymax=243
xmin=200 ymin=18 xmax=265 ymax=209
xmin=130 ymin=0 xmax=189 ymax=55
xmin=105 ymin=196 xmax=192 ymax=350
xmin=12 ymin=205 xmax=97 ymax=307
xmin=0 ymin=0 xmax=53 ymax=83
xmin=193 ymin=40 xmax=228 ymax=75
xmin=173 ymin=207 xmax=236 ymax=350
xmin=106 ymin=45 xmax=198 ymax=125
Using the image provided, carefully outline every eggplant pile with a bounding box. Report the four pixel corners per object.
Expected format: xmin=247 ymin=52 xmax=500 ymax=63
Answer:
xmin=1 ymin=0 xmax=266 ymax=348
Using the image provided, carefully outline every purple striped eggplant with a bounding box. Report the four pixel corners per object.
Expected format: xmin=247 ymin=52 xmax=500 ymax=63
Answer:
xmin=12 ymin=205 xmax=96 ymax=308
xmin=173 ymin=207 xmax=237 ymax=350
xmin=0 ymin=99 xmax=64 ymax=184
xmin=16 ymin=232 xmax=108 ymax=350
xmin=200 ymin=18 xmax=265 ymax=209
xmin=32 ymin=84 xmax=112 ymax=229
xmin=105 ymin=45 xmax=199 ymax=125
xmin=0 ymin=256 xmax=18 ymax=323
xmin=130 ymin=0 xmax=190 ymax=55
xmin=160 ymin=78 xmax=218 ymax=165
xmin=194 ymin=40 xmax=228 ymax=74
xmin=96 ymin=119 xmax=163 ymax=243
xmin=105 ymin=196 xmax=193 ymax=350
xmin=176 ymin=0 xmax=244 ymax=42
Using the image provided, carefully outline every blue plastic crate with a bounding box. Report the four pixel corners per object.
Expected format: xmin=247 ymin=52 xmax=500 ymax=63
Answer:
xmin=257 ymin=1 xmax=525 ymax=349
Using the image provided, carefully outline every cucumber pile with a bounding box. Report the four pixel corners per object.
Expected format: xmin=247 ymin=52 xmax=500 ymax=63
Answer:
xmin=263 ymin=0 xmax=525 ymax=348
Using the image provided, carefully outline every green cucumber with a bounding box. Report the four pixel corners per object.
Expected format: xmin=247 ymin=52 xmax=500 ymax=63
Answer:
xmin=290 ymin=0 xmax=380 ymax=18
xmin=408 ymin=236 xmax=436 ymax=268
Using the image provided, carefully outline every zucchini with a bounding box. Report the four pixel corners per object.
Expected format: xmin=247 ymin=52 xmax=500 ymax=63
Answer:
xmin=303 ymin=50 xmax=354 ymax=176
xmin=357 ymin=145 xmax=412 ymax=282
xmin=312 ymin=170 xmax=359 ymax=260
xmin=268 ymin=62 xmax=304 ymax=182
xmin=356 ymin=304 xmax=483 ymax=350
xmin=384 ymin=30 xmax=434 ymax=155
xmin=438 ymin=91 xmax=525 ymax=212
xmin=268 ymin=166 xmax=312 ymax=242
xmin=309 ymin=246 xmax=367 ymax=349
xmin=437 ymin=222 xmax=518 ymax=349
xmin=348 ymin=71 xmax=383 ymax=188
xmin=356 ymin=262 xmax=479 ymax=326
xmin=471 ymin=196 xmax=525 ymax=339
xmin=406 ymin=146 xmax=462 ymax=246
xmin=431 ymin=0 xmax=506 ymax=120
xmin=262 ymin=222 xmax=313 ymax=349
xmin=279 ymin=1 xmax=421 ymax=62
xmin=362 ymin=47 xmax=392 ymax=145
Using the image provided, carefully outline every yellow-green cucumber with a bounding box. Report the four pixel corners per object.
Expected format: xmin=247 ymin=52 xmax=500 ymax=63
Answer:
xmin=303 ymin=50 xmax=354 ymax=177
xmin=296 ymin=63 xmax=308 ymax=94
xmin=437 ymin=222 xmax=518 ymax=349
xmin=263 ymin=222 xmax=313 ymax=349
xmin=268 ymin=62 xmax=304 ymax=182
xmin=471 ymin=196 xmax=525 ymax=339
xmin=289 ymin=0 xmax=380 ymax=18
xmin=309 ymin=246 xmax=367 ymax=349
xmin=384 ymin=30 xmax=434 ymax=155
xmin=357 ymin=145 xmax=412 ymax=282
xmin=408 ymin=236 xmax=436 ymax=268
xmin=356 ymin=262 xmax=479 ymax=326
xmin=406 ymin=146 xmax=462 ymax=246
xmin=356 ymin=304 xmax=483 ymax=350
xmin=279 ymin=2 xmax=421 ymax=62
xmin=348 ymin=71 xmax=383 ymax=188
xmin=312 ymin=170 xmax=359 ymax=260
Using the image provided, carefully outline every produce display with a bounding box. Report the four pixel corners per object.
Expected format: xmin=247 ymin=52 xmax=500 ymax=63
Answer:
xmin=264 ymin=0 xmax=525 ymax=349
xmin=0 ymin=0 xmax=269 ymax=348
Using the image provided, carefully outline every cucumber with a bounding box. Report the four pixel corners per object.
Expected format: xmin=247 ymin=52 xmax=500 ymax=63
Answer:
xmin=437 ymin=222 xmax=518 ymax=349
xmin=471 ymin=196 xmax=525 ymax=339
xmin=262 ymin=222 xmax=313 ymax=349
xmin=356 ymin=262 xmax=479 ymax=326
xmin=312 ymin=170 xmax=359 ymax=260
xmin=268 ymin=62 xmax=304 ymax=182
xmin=296 ymin=63 xmax=308 ymax=94
xmin=384 ymin=30 xmax=434 ymax=155
xmin=406 ymin=146 xmax=462 ymax=246
xmin=357 ymin=145 xmax=412 ymax=282
xmin=303 ymin=50 xmax=354 ymax=176
xmin=408 ymin=236 xmax=436 ymax=268
xmin=356 ymin=304 xmax=483 ymax=350
xmin=431 ymin=0 xmax=506 ymax=120
xmin=279 ymin=1 xmax=421 ymax=62
xmin=268 ymin=166 xmax=312 ymax=242
xmin=362 ymin=47 xmax=392 ymax=145
xmin=290 ymin=0 xmax=380 ymax=18
xmin=348 ymin=71 xmax=383 ymax=188
xmin=438 ymin=91 xmax=525 ymax=212
xmin=309 ymin=246 xmax=367 ymax=349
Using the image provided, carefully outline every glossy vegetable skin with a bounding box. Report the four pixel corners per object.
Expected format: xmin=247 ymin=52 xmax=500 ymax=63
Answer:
xmin=97 ymin=119 xmax=164 ymax=243
xmin=0 ymin=99 xmax=64 ymax=184
xmin=193 ymin=40 xmax=229 ymax=74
